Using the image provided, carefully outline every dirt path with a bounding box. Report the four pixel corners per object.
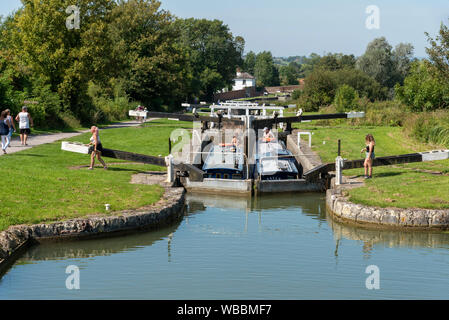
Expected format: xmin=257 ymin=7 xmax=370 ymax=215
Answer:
xmin=0 ymin=120 xmax=148 ymax=157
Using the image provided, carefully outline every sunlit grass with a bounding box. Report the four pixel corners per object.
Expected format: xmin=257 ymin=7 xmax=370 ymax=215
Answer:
xmin=0 ymin=121 xmax=190 ymax=231
xmin=299 ymin=123 xmax=449 ymax=209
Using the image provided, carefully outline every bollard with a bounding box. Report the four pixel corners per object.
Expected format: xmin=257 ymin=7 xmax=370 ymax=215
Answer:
xmin=165 ymin=155 xmax=175 ymax=183
xmin=335 ymin=156 xmax=344 ymax=186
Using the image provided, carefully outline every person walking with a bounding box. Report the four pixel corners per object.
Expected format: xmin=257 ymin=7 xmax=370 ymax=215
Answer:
xmin=0 ymin=111 xmax=11 ymax=154
xmin=15 ymin=106 xmax=33 ymax=146
xmin=88 ymin=126 xmax=108 ymax=170
xmin=361 ymin=134 xmax=376 ymax=179
xmin=4 ymin=109 xmax=16 ymax=148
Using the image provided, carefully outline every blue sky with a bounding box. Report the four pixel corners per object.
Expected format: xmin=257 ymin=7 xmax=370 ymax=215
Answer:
xmin=1 ymin=0 xmax=448 ymax=57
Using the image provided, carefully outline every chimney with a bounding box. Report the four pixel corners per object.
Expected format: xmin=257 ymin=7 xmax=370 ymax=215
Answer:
xmin=236 ymin=67 xmax=242 ymax=77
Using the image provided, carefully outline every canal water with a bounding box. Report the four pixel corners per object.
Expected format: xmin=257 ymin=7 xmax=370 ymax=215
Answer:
xmin=1 ymin=193 xmax=449 ymax=300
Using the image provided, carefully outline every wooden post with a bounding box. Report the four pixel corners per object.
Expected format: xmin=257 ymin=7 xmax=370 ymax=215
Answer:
xmin=338 ymin=139 xmax=341 ymax=157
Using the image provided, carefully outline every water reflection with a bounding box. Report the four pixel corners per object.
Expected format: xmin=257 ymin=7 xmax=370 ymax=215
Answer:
xmin=12 ymin=193 xmax=449 ymax=264
xmin=19 ymin=222 xmax=181 ymax=263
xmin=3 ymin=193 xmax=449 ymax=299
xmin=328 ymin=215 xmax=449 ymax=258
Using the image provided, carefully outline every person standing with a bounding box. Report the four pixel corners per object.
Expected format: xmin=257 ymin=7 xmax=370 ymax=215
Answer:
xmin=15 ymin=106 xmax=33 ymax=146
xmin=0 ymin=111 xmax=11 ymax=154
xmin=88 ymin=126 xmax=108 ymax=170
xmin=361 ymin=134 xmax=376 ymax=179
xmin=5 ymin=109 xmax=16 ymax=148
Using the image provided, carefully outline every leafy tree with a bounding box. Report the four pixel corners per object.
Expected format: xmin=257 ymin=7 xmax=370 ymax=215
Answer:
xmin=297 ymin=67 xmax=386 ymax=111
xmin=395 ymin=60 xmax=449 ymax=111
xmin=334 ymin=84 xmax=360 ymax=112
xmin=356 ymin=37 xmax=414 ymax=88
xmin=392 ymin=43 xmax=415 ymax=85
xmin=104 ymin=0 xmax=191 ymax=109
xmin=254 ymin=51 xmax=280 ymax=87
xmin=279 ymin=62 xmax=301 ymax=85
xmin=243 ymin=51 xmax=257 ymax=75
xmin=426 ymin=19 xmax=449 ymax=78
xmin=175 ymin=18 xmax=244 ymax=101
xmin=356 ymin=37 xmax=396 ymax=88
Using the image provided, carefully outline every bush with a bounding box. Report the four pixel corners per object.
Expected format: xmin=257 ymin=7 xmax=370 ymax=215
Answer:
xmin=395 ymin=60 xmax=449 ymax=111
xmin=403 ymin=111 xmax=449 ymax=147
xmin=363 ymin=100 xmax=408 ymax=127
xmin=87 ymin=80 xmax=136 ymax=123
xmin=334 ymin=85 xmax=360 ymax=112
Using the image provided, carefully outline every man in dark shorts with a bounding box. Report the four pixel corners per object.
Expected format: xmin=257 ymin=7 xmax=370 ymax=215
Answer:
xmin=15 ymin=106 xmax=33 ymax=146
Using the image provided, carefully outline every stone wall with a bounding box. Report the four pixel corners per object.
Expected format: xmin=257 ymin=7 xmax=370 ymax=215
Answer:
xmin=0 ymin=186 xmax=185 ymax=273
xmin=327 ymin=188 xmax=449 ymax=230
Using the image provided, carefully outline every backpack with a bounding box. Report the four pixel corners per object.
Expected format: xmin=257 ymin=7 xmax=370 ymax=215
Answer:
xmin=0 ymin=121 xmax=9 ymax=136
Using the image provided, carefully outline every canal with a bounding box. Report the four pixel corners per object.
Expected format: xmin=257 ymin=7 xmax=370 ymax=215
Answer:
xmin=1 ymin=193 xmax=449 ymax=299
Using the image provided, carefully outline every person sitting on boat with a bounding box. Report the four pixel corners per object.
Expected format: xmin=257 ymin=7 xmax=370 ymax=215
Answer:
xmin=231 ymin=135 xmax=239 ymax=147
xmin=262 ymin=127 xmax=276 ymax=142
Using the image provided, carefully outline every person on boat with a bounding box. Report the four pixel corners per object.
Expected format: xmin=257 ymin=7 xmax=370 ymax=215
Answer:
xmin=231 ymin=135 xmax=239 ymax=147
xmin=88 ymin=126 xmax=108 ymax=170
xmin=262 ymin=127 xmax=275 ymax=142
xmin=361 ymin=134 xmax=375 ymax=179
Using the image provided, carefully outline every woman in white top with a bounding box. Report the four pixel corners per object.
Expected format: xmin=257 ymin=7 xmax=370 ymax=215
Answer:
xmin=88 ymin=126 xmax=108 ymax=170
xmin=15 ymin=106 xmax=33 ymax=146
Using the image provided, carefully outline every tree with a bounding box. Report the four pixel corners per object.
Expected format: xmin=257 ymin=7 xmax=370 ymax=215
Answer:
xmin=104 ymin=0 xmax=191 ymax=109
xmin=175 ymin=18 xmax=244 ymax=101
xmin=334 ymin=85 xmax=360 ymax=112
xmin=243 ymin=51 xmax=257 ymax=75
xmin=254 ymin=51 xmax=280 ymax=87
xmin=395 ymin=60 xmax=449 ymax=111
xmin=356 ymin=37 xmax=395 ymax=88
xmin=297 ymin=67 xmax=386 ymax=111
xmin=392 ymin=43 xmax=415 ymax=85
xmin=356 ymin=37 xmax=414 ymax=88
xmin=426 ymin=19 xmax=449 ymax=78
xmin=279 ymin=62 xmax=301 ymax=85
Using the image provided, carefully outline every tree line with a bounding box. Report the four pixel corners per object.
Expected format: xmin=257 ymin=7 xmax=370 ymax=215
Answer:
xmin=0 ymin=0 xmax=447 ymax=128
xmin=0 ymin=0 xmax=245 ymax=126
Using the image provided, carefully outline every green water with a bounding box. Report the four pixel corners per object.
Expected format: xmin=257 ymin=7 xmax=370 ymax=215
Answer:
xmin=1 ymin=193 xmax=449 ymax=299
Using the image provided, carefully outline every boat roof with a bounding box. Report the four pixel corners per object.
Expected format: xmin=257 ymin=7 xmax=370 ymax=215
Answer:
xmin=257 ymin=141 xmax=291 ymax=158
xmin=259 ymin=158 xmax=298 ymax=175
xmin=202 ymin=145 xmax=245 ymax=172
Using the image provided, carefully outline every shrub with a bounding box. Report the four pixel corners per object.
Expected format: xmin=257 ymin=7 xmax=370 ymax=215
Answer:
xmin=334 ymin=85 xmax=360 ymax=112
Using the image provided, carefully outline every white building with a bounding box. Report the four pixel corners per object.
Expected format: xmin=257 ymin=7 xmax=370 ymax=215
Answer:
xmin=232 ymin=70 xmax=256 ymax=91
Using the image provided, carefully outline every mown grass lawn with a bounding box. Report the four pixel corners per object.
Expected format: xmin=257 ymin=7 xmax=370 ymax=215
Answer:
xmin=298 ymin=123 xmax=449 ymax=209
xmin=0 ymin=120 xmax=192 ymax=231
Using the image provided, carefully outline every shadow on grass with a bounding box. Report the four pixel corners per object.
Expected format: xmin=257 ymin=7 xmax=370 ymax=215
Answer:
xmin=10 ymin=153 xmax=46 ymax=157
xmin=373 ymin=172 xmax=403 ymax=178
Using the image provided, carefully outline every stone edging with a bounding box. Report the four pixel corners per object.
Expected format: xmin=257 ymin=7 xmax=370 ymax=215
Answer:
xmin=0 ymin=186 xmax=186 ymax=273
xmin=326 ymin=188 xmax=449 ymax=230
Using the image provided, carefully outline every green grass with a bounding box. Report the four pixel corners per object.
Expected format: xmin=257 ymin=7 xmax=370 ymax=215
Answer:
xmin=0 ymin=120 xmax=192 ymax=231
xmin=301 ymin=123 xmax=449 ymax=209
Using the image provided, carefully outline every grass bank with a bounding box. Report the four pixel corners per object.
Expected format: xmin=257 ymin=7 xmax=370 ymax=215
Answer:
xmin=0 ymin=119 xmax=192 ymax=231
xmin=298 ymin=123 xmax=449 ymax=209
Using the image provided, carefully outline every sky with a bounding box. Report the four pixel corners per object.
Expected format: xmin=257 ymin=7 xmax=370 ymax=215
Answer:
xmin=1 ymin=0 xmax=448 ymax=58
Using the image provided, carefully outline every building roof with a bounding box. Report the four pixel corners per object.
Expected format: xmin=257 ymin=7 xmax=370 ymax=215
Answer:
xmin=235 ymin=72 xmax=255 ymax=80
